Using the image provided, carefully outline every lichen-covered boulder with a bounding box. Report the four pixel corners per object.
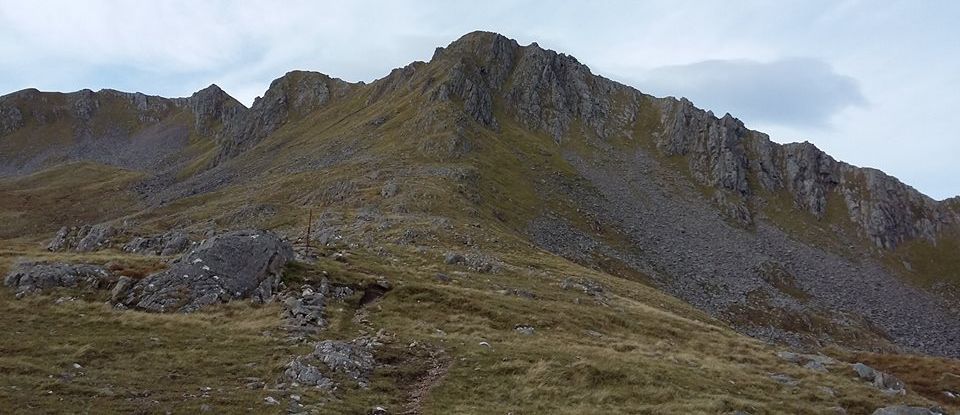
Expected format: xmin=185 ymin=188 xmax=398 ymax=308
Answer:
xmin=120 ymin=230 xmax=293 ymax=312
xmin=4 ymin=262 xmax=111 ymax=296
xmin=46 ymin=223 xmax=116 ymax=252
xmin=123 ymin=231 xmax=191 ymax=256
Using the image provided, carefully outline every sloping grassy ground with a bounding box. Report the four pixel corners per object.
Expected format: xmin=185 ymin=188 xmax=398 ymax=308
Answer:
xmin=0 ymin=293 xmax=295 ymax=414
xmin=0 ymin=162 xmax=144 ymax=239
xmin=1 ymin=242 xmax=953 ymax=414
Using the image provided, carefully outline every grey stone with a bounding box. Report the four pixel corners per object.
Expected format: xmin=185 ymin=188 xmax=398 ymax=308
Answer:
xmin=312 ymin=339 xmax=377 ymax=388
xmin=282 ymin=286 xmax=327 ymax=337
xmin=123 ymin=231 xmax=191 ymax=256
xmin=443 ymin=252 xmax=465 ymax=265
xmin=4 ymin=262 xmax=110 ymax=295
xmin=852 ymin=363 xmax=906 ymax=394
xmin=514 ymin=325 xmax=535 ymax=335
xmin=122 ymin=230 xmax=293 ymax=312
xmin=110 ymin=276 xmax=134 ymax=303
xmin=284 ymin=358 xmax=333 ymax=389
xmin=46 ymin=223 xmax=116 ymax=252
xmin=803 ymin=360 xmax=828 ymax=373
xmin=380 ymin=182 xmax=400 ymax=198
xmin=75 ymin=223 xmax=115 ymax=252
xmin=46 ymin=227 xmax=70 ymax=251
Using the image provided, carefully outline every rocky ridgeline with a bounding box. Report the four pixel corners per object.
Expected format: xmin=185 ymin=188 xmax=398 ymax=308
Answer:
xmin=3 ymin=31 xmax=954 ymax=250
xmin=431 ymin=31 xmax=958 ymax=250
xmin=0 ymin=71 xmax=353 ymax=177
xmin=214 ymin=71 xmax=356 ymax=162
xmin=431 ymin=31 xmax=637 ymax=143
xmin=0 ymin=88 xmax=177 ymax=132
xmin=654 ymin=96 xmax=954 ymax=249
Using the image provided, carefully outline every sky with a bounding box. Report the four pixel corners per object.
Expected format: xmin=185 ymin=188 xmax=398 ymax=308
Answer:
xmin=1 ymin=1 xmax=958 ymax=199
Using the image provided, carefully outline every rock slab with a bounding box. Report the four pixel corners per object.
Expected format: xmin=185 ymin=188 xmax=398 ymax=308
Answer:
xmin=120 ymin=230 xmax=293 ymax=312
xmin=4 ymin=262 xmax=111 ymax=296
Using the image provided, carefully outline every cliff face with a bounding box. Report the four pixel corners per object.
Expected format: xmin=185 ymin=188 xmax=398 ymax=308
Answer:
xmin=431 ymin=32 xmax=640 ymax=142
xmin=215 ymin=71 xmax=356 ymax=161
xmin=431 ymin=31 xmax=958 ymax=251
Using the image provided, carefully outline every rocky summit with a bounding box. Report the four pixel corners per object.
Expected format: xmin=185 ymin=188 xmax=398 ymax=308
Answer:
xmin=0 ymin=31 xmax=958 ymax=414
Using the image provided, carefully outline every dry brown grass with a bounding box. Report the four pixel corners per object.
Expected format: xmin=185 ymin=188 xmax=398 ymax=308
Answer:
xmin=837 ymin=349 xmax=960 ymax=408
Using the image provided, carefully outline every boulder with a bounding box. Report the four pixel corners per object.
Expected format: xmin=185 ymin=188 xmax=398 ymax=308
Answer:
xmin=284 ymin=357 xmax=333 ymax=389
xmin=4 ymin=262 xmax=111 ymax=296
xmin=313 ymin=338 xmax=377 ymax=388
xmin=76 ymin=224 xmax=115 ymax=252
xmin=110 ymin=276 xmax=134 ymax=303
xmin=122 ymin=230 xmax=293 ymax=312
xmin=853 ymin=363 xmax=906 ymax=394
xmin=46 ymin=223 xmax=117 ymax=252
xmin=282 ymin=285 xmax=328 ymax=337
xmin=123 ymin=231 xmax=191 ymax=256
xmin=443 ymin=252 xmax=464 ymax=265
xmin=46 ymin=227 xmax=70 ymax=251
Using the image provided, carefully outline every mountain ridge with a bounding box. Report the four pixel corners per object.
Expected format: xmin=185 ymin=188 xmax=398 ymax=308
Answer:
xmin=2 ymin=30 xmax=959 ymax=358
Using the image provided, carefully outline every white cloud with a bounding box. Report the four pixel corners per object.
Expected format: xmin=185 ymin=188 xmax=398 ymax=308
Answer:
xmin=630 ymin=58 xmax=866 ymax=128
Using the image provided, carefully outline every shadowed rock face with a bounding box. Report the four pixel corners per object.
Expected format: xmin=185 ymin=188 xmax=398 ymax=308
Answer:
xmin=120 ymin=230 xmax=293 ymax=312
xmin=434 ymin=31 xmax=959 ymax=250
xmin=214 ymin=71 xmax=356 ymax=162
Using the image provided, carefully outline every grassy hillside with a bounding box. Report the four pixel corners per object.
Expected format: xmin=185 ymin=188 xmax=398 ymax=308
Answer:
xmin=0 ymin=241 xmax=953 ymax=414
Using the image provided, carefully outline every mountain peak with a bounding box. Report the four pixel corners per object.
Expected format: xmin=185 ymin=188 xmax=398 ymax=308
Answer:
xmin=431 ymin=31 xmax=618 ymax=141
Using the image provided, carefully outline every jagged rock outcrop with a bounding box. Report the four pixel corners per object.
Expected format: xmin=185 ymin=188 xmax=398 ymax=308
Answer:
xmin=431 ymin=31 xmax=959 ymax=250
xmin=175 ymin=84 xmax=248 ymax=138
xmin=123 ymin=231 xmax=191 ymax=256
xmin=47 ymin=223 xmax=116 ymax=252
xmin=120 ymin=230 xmax=293 ymax=312
xmin=215 ymin=71 xmax=355 ymax=161
xmin=0 ymin=87 xmax=218 ymax=176
xmin=432 ymin=31 xmax=637 ymax=142
xmin=0 ymin=101 xmax=23 ymax=135
xmin=656 ymin=99 xmax=751 ymax=196
xmin=4 ymin=262 xmax=111 ymax=296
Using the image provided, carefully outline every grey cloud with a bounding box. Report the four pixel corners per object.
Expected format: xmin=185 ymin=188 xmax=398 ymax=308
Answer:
xmin=632 ymin=58 xmax=866 ymax=128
